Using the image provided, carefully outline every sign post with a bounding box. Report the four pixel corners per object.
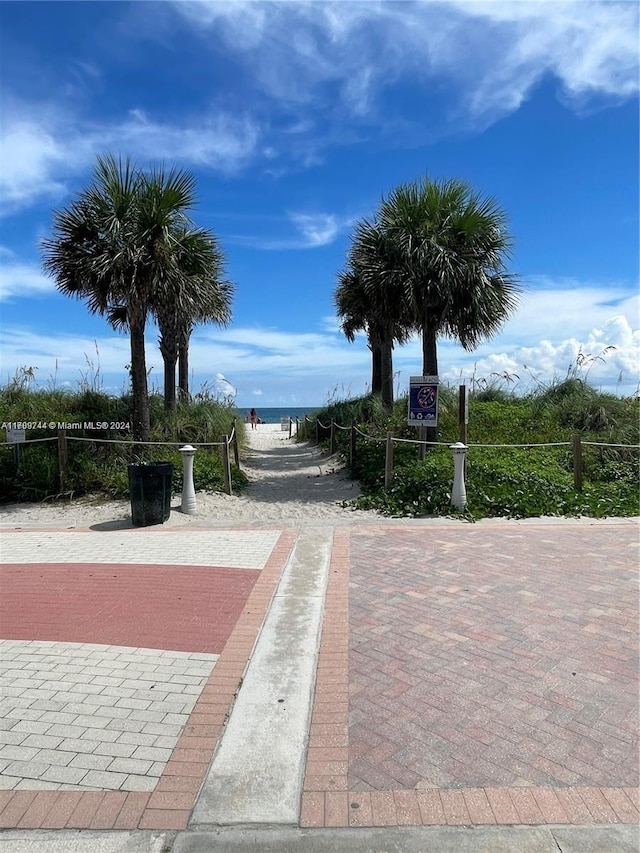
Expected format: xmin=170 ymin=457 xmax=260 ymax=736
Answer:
xmin=458 ymin=384 xmax=469 ymax=444
xmin=408 ymin=376 xmax=439 ymax=427
xmin=6 ymin=428 xmax=26 ymax=465
xmin=408 ymin=377 xmax=439 ymax=460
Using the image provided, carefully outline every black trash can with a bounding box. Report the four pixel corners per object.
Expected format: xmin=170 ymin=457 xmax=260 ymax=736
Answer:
xmin=128 ymin=462 xmax=174 ymax=527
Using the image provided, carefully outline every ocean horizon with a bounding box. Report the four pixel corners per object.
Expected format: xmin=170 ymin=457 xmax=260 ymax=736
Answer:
xmin=234 ymin=406 xmax=321 ymax=425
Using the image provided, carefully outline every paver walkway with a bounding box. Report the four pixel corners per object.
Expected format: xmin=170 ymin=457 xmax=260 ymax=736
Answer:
xmin=0 ymin=526 xmax=297 ymax=830
xmin=301 ymin=523 xmax=640 ymax=829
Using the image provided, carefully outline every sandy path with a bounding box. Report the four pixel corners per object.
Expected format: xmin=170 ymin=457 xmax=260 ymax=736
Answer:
xmin=0 ymin=424 xmax=370 ymax=528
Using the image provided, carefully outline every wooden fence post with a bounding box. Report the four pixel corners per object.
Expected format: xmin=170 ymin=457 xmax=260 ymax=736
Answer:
xmin=288 ymin=418 xmax=293 ymax=439
xmin=573 ymin=434 xmax=583 ymax=491
xmin=222 ymin=435 xmax=232 ymax=495
xmin=330 ymin=419 xmax=336 ymax=455
xmin=384 ymin=430 xmax=394 ymax=490
xmin=419 ymin=426 xmax=427 ymax=461
xmin=458 ymin=384 xmax=468 ymax=445
xmin=57 ymin=429 xmax=68 ymax=492
xmin=350 ymin=422 xmax=356 ymax=469
xmin=232 ymin=418 xmax=240 ymax=469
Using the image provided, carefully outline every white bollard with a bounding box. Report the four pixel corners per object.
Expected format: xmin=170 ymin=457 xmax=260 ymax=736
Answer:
xmin=450 ymin=441 xmax=468 ymax=509
xmin=179 ymin=444 xmax=197 ymax=514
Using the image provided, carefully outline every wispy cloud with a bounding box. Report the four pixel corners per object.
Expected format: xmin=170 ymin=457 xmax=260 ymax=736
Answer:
xmin=0 ymin=99 xmax=262 ymax=214
xmin=171 ymin=0 xmax=639 ymax=131
xmin=0 ymin=248 xmax=55 ymax=301
xmin=3 ymin=3 xmax=636 ymax=216
xmin=226 ymin=211 xmax=356 ymax=250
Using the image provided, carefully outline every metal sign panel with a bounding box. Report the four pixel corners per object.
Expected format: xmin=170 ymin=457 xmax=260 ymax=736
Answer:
xmin=408 ymin=376 xmax=439 ymax=426
xmin=6 ymin=428 xmax=26 ymax=444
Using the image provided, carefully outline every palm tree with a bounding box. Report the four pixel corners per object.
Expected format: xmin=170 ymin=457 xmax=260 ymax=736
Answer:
xmin=176 ymin=278 xmax=234 ymax=403
xmin=42 ymin=154 xmax=222 ymax=440
xmin=335 ymin=269 xmax=386 ymax=398
xmin=335 ymin=219 xmax=412 ymax=408
xmin=154 ymin=227 xmax=233 ymax=410
xmin=376 ymin=177 xmax=521 ymax=379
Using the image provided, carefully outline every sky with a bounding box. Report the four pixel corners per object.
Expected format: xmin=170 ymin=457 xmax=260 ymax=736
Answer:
xmin=1 ymin=0 xmax=638 ymax=409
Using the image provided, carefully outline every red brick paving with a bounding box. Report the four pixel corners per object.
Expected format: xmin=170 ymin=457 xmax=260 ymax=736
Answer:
xmin=0 ymin=563 xmax=259 ymax=653
xmin=0 ymin=529 xmax=296 ymax=830
xmin=2 ymin=522 xmax=639 ymax=830
xmin=349 ymin=525 xmax=638 ymax=790
xmin=301 ymin=523 xmax=640 ymax=828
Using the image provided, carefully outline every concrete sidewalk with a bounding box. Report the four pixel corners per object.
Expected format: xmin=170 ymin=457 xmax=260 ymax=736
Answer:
xmin=1 ymin=824 xmax=640 ymax=852
xmin=0 ymin=520 xmax=638 ymax=851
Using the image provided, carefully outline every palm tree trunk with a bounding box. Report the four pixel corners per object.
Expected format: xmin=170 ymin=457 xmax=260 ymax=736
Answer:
xmin=421 ymin=316 xmax=438 ymax=377
xmin=159 ymin=320 xmax=178 ymax=412
xmin=422 ymin=314 xmax=439 ymax=450
xmin=162 ymin=352 xmax=177 ymax=411
xmin=371 ymin=344 xmax=382 ymax=395
xmin=178 ymin=327 xmax=190 ymax=402
xmin=380 ymin=340 xmax=394 ymax=409
xmin=129 ymin=315 xmax=150 ymax=443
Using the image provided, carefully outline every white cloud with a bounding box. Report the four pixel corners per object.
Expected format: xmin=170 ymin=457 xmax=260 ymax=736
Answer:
xmin=393 ymin=280 xmax=640 ymax=395
xmin=114 ymin=109 xmax=260 ymax=172
xmin=0 ymin=114 xmax=70 ymax=210
xmin=3 ymin=2 xmax=636 ymax=216
xmin=171 ymin=0 xmax=639 ymax=130
xmin=289 ymin=212 xmax=341 ymax=247
xmin=0 ymin=328 xmax=134 ymax=389
xmin=226 ymin=211 xmax=355 ymax=250
xmin=0 ymin=99 xmax=261 ymax=214
xmin=0 ymin=250 xmax=55 ymax=301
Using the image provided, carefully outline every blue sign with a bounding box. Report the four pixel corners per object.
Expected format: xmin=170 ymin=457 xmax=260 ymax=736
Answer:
xmin=408 ymin=376 xmax=439 ymax=426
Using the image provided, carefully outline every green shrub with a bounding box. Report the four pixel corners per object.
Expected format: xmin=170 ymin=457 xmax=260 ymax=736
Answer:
xmin=0 ymin=385 xmax=246 ymax=503
xmin=331 ymin=385 xmax=639 ymax=520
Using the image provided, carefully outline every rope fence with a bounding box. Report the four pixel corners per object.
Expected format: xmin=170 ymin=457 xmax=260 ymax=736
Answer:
xmin=3 ymin=414 xmax=638 ymax=502
xmin=2 ymin=420 xmax=243 ymax=498
xmin=299 ymin=413 xmax=639 ymax=494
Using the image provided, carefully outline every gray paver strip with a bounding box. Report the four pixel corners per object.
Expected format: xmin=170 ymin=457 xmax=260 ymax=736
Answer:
xmin=172 ymin=825 xmax=640 ymax=852
xmin=0 ymin=530 xmax=280 ymax=570
xmin=0 ymin=832 xmax=170 ymax=852
xmin=191 ymin=527 xmax=333 ymax=826
xmin=0 ymin=640 xmax=216 ymax=791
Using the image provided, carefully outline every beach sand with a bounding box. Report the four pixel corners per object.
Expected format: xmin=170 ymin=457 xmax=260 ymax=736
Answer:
xmin=0 ymin=423 xmax=370 ymax=528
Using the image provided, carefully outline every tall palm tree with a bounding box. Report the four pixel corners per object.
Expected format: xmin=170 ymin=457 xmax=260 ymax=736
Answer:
xmin=154 ymin=227 xmax=233 ymax=410
xmin=377 ymin=177 xmax=521 ymax=378
xmin=335 ymin=269 xmax=386 ymax=398
xmin=42 ymin=154 xmax=218 ymax=441
xmin=335 ymin=219 xmax=412 ymax=408
xmin=176 ymin=277 xmax=234 ymax=403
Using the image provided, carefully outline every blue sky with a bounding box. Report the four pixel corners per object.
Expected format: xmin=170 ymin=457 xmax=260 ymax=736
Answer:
xmin=1 ymin=0 xmax=638 ymax=408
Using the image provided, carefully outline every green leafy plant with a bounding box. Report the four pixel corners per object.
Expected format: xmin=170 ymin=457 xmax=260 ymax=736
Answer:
xmin=309 ymin=384 xmax=639 ymax=520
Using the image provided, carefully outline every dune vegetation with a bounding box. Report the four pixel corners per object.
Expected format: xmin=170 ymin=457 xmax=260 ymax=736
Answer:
xmin=299 ymin=378 xmax=639 ymax=520
xmin=0 ymin=370 xmax=247 ymax=504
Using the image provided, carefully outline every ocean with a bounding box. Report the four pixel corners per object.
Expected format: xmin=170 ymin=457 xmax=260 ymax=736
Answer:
xmin=234 ymin=406 xmax=321 ymax=425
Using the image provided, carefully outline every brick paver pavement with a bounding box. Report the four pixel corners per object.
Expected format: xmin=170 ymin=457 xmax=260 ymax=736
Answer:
xmin=349 ymin=525 xmax=638 ymax=790
xmin=301 ymin=523 xmax=640 ymax=829
xmin=0 ymin=529 xmax=280 ymax=570
xmin=0 ymin=527 xmax=297 ymax=830
xmin=0 ymin=640 xmax=216 ymax=792
xmin=0 ymin=563 xmax=258 ymax=652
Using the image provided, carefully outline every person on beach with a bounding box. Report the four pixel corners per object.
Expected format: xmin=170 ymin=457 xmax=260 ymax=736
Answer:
xmin=249 ymin=408 xmax=258 ymax=430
